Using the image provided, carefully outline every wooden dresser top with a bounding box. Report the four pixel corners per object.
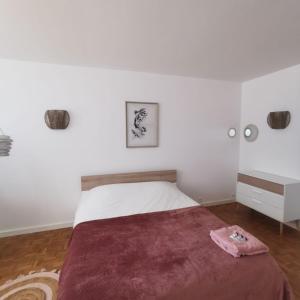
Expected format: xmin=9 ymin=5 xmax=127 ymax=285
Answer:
xmin=238 ymin=170 xmax=300 ymax=186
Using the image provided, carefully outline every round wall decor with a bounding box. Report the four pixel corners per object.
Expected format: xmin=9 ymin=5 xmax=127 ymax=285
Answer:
xmin=228 ymin=128 xmax=237 ymax=138
xmin=244 ymin=124 xmax=259 ymax=142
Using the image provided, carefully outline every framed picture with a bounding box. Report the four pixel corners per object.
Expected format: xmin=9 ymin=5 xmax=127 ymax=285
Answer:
xmin=126 ymin=101 xmax=159 ymax=148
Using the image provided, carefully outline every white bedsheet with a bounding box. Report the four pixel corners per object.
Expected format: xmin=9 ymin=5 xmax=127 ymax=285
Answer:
xmin=74 ymin=181 xmax=199 ymax=227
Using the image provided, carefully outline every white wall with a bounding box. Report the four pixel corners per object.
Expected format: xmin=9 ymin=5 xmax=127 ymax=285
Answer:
xmin=0 ymin=59 xmax=240 ymax=234
xmin=240 ymin=64 xmax=300 ymax=179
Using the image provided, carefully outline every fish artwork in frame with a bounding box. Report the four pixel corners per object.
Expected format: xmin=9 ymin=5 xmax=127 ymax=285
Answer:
xmin=126 ymin=101 xmax=159 ymax=148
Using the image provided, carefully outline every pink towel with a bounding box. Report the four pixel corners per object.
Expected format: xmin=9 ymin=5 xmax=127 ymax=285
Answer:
xmin=210 ymin=225 xmax=269 ymax=258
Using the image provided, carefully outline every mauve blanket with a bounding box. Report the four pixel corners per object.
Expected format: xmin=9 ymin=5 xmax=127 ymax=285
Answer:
xmin=58 ymin=206 xmax=293 ymax=300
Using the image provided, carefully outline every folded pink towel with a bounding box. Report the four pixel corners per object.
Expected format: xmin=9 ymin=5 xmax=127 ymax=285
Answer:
xmin=210 ymin=225 xmax=269 ymax=258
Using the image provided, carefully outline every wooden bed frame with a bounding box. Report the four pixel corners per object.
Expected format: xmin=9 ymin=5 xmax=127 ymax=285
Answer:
xmin=81 ymin=170 xmax=177 ymax=191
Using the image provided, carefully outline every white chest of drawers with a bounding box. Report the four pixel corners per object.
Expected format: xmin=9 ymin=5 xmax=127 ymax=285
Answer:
xmin=236 ymin=171 xmax=300 ymax=231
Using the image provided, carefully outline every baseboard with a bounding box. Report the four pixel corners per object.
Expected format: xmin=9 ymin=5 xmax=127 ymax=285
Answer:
xmin=201 ymin=199 xmax=235 ymax=207
xmin=0 ymin=200 xmax=235 ymax=238
xmin=0 ymin=221 xmax=73 ymax=238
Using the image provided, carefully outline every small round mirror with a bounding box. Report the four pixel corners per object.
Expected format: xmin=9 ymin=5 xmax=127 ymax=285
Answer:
xmin=244 ymin=124 xmax=259 ymax=142
xmin=228 ymin=128 xmax=237 ymax=138
xmin=244 ymin=128 xmax=252 ymax=137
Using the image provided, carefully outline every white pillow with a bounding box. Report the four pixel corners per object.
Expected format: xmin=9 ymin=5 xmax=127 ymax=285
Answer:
xmin=74 ymin=181 xmax=199 ymax=226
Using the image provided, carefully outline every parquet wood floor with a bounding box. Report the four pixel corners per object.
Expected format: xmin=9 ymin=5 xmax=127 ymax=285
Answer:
xmin=0 ymin=204 xmax=299 ymax=299
xmin=0 ymin=228 xmax=72 ymax=285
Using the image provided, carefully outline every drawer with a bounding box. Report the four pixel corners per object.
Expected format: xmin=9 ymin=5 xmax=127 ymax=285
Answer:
xmin=237 ymin=182 xmax=284 ymax=210
xmin=236 ymin=191 xmax=284 ymax=222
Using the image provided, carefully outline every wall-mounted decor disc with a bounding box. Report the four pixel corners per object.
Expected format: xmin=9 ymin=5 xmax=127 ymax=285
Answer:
xmin=228 ymin=128 xmax=237 ymax=138
xmin=244 ymin=124 xmax=259 ymax=142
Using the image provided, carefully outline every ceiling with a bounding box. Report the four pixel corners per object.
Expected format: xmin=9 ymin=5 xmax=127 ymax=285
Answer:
xmin=0 ymin=0 xmax=299 ymax=82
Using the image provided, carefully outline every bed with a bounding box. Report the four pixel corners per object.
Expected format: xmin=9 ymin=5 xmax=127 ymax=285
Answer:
xmin=58 ymin=170 xmax=293 ymax=300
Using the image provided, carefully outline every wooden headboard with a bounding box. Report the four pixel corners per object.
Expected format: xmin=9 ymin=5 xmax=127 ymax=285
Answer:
xmin=81 ymin=170 xmax=177 ymax=191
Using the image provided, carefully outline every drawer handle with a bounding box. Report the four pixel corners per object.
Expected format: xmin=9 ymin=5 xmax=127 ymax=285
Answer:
xmin=251 ymin=198 xmax=262 ymax=204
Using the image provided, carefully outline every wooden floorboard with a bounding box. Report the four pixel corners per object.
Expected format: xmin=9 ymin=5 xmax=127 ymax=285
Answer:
xmin=0 ymin=203 xmax=299 ymax=299
xmin=0 ymin=227 xmax=72 ymax=284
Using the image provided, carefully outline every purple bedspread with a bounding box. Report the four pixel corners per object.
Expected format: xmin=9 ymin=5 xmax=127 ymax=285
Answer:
xmin=58 ymin=206 xmax=293 ymax=300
